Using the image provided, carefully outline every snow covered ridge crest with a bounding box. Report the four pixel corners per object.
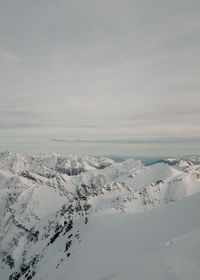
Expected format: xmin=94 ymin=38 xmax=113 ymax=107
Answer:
xmin=0 ymin=152 xmax=200 ymax=280
xmin=0 ymin=151 xmax=114 ymax=175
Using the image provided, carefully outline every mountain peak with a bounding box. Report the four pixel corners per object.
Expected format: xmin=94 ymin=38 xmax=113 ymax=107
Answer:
xmin=0 ymin=153 xmax=200 ymax=280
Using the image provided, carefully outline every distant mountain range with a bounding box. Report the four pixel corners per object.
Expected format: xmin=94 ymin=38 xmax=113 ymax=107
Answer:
xmin=109 ymin=154 xmax=200 ymax=166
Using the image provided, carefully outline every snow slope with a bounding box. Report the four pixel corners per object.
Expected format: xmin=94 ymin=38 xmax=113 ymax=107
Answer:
xmin=57 ymin=192 xmax=200 ymax=280
xmin=0 ymin=152 xmax=200 ymax=280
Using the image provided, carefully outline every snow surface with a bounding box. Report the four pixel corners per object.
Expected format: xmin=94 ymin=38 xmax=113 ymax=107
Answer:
xmin=0 ymin=152 xmax=200 ymax=280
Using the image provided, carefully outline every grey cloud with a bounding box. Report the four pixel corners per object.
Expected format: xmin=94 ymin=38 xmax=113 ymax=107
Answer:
xmin=0 ymin=48 xmax=21 ymax=62
xmin=0 ymin=0 xmax=200 ymax=155
xmin=50 ymin=137 xmax=200 ymax=145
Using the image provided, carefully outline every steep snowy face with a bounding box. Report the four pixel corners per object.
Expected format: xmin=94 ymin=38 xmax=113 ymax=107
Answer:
xmin=0 ymin=152 xmax=200 ymax=280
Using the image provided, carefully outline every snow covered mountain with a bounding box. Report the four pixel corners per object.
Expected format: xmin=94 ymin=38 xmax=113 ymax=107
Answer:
xmin=0 ymin=152 xmax=200 ymax=280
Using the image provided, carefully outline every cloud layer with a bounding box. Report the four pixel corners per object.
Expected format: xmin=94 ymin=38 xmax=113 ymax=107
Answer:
xmin=0 ymin=0 xmax=200 ymax=156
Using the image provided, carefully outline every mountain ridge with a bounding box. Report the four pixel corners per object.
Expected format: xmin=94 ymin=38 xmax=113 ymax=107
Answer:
xmin=0 ymin=152 xmax=200 ymax=280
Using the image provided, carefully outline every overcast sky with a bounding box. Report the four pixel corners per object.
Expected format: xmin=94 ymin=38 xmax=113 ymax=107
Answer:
xmin=0 ymin=0 xmax=200 ymax=156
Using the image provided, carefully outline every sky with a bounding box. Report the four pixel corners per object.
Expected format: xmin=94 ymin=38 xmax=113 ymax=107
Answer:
xmin=0 ymin=0 xmax=200 ymax=157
